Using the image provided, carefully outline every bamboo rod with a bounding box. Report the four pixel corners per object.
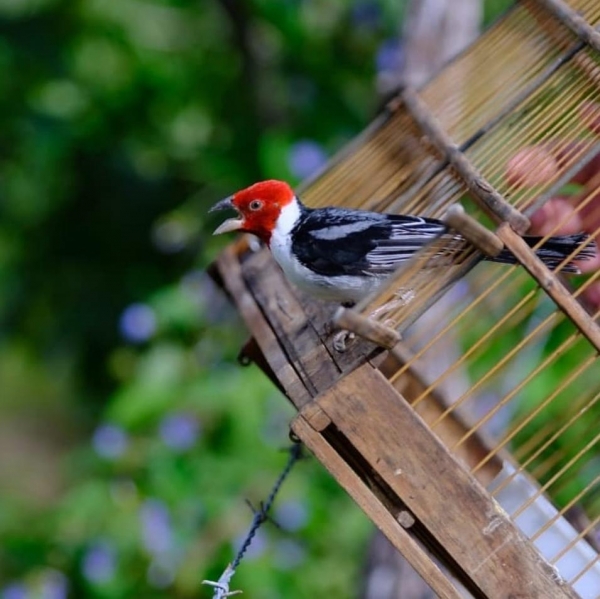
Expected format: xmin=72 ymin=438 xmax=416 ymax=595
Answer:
xmin=537 ymin=0 xmax=600 ymax=53
xmin=497 ymin=224 xmax=600 ymax=352
xmin=550 ymin=515 xmax=600 ymax=564
xmin=530 ymin=474 xmax=600 ymax=542
xmin=466 ymin=342 xmax=595 ymax=465
xmin=443 ymin=204 xmax=504 ymax=257
xmin=512 ymin=433 xmax=600 ymax=520
xmin=486 ymin=391 xmax=600 ymax=492
xmin=569 ymin=553 xmax=600 ymax=586
xmin=402 ymin=88 xmax=530 ymax=232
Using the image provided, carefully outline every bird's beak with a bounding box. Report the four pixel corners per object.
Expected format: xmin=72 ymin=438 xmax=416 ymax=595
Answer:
xmin=210 ymin=196 xmax=244 ymax=235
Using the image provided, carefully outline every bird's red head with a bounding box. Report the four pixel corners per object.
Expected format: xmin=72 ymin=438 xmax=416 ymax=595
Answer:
xmin=210 ymin=180 xmax=296 ymax=244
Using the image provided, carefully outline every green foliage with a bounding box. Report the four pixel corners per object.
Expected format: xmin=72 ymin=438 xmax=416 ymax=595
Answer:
xmin=0 ymin=0 xmax=390 ymax=596
xmin=7 ymin=0 xmax=579 ymax=597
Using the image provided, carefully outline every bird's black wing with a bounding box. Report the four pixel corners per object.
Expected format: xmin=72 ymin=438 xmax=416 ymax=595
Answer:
xmin=291 ymin=208 xmax=448 ymax=277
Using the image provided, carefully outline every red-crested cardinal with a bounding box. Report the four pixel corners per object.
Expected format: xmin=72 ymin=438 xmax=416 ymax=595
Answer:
xmin=210 ymin=180 xmax=594 ymax=305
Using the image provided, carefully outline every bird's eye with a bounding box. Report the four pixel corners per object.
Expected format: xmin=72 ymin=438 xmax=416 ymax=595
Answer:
xmin=249 ymin=200 xmax=263 ymax=211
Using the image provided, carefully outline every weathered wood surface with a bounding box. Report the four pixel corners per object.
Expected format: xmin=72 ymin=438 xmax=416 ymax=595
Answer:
xmin=215 ymin=244 xmax=313 ymax=406
xmin=312 ymin=363 xmax=580 ymax=599
xmin=380 ymin=343 xmax=503 ymax=487
xmin=214 ymin=242 xmax=504 ymax=488
xmin=212 ymin=241 xmax=581 ymax=598
xmin=214 ymin=243 xmax=379 ymax=408
xmin=335 ymin=307 xmax=401 ymax=349
xmin=292 ymin=415 xmax=466 ymax=599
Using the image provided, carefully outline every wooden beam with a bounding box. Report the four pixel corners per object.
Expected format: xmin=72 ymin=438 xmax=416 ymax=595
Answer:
xmin=378 ymin=343 xmax=504 ymax=487
xmin=214 ymin=246 xmax=378 ymax=408
xmin=334 ymin=307 xmax=401 ymax=349
xmin=443 ymin=204 xmax=504 ymax=258
xmin=536 ymin=0 xmax=600 ymax=54
xmin=314 ymin=363 xmax=580 ymax=599
xmin=292 ymin=415 xmax=466 ymax=599
xmin=216 ymin=245 xmax=312 ymax=406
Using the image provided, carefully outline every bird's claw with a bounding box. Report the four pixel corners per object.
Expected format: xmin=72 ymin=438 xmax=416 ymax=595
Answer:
xmin=333 ymin=330 xmax=355 ymax=352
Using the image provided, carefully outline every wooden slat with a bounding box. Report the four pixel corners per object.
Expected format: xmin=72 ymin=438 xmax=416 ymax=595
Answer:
xmin=334 ymin=307 xmax=401 ymax=348
xmin=215 ymin=245 xmax=312 ymax=407
xmin=291 ymin=415 xmax=465 ymax=599
xmin=214 ymin=246 xmax=378 ymax=408
xmin=444 ymin=204 xmax=504 ymax=258
xmin=537 ymin=0 xmax=600 ymax=53
xmin=316 ymin=363 xmax=580 ymax=599
xmin=378 ymin=344 xmax=503 ymax=487
xmin=402 ymin=87 xmax=531 ymax=233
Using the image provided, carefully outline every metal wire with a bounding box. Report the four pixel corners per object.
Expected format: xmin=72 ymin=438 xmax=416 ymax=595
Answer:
xmin=202 ymin=444 xmax=303 ymax=598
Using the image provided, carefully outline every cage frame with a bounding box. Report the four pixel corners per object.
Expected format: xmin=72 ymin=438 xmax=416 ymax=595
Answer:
xmin=209 ymin=1 xmax=600 ymax=596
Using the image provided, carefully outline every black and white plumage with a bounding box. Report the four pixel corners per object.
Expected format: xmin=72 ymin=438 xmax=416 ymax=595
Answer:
xmin=281 ymin=205 xmax=452 ymax=302
xmin=211 ymin=180 xmax=594 ymax=305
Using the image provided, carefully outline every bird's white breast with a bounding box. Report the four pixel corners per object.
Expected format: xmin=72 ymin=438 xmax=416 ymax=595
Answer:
xmin=270 ymin=200 xmax=318 ymax=293
xmin=268 ymin=200 xmax=382 ymax=303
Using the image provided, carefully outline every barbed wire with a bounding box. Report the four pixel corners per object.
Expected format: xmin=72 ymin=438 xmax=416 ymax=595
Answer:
xmin=202 ymin=442 xmax=304 ymax=598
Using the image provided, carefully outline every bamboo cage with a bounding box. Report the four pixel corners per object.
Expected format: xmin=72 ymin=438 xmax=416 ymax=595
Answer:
xmin=210 ymin=1 xmax=600 ymax=597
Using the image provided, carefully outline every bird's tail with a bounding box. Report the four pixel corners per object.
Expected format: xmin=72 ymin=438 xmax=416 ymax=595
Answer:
xmin=489 ymin=232 xmax=595 ymax=274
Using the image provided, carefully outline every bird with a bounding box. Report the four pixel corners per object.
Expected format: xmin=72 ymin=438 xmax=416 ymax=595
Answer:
xmin=210 ymin=179 xmax=594 ymax=306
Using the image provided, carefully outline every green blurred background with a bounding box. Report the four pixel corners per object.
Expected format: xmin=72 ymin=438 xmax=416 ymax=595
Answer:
xmin=0 ymin=1 xmax=512 ymax=598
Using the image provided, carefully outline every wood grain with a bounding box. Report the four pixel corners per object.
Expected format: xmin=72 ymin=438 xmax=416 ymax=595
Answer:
xmin=378 ymin=343 xmax=504 ymax=486
xmin=215 ymin=246 xmax=378 ymax=408
xmin=316 ymin=363 xmax=579 ymax=599
xmin=292 ymin=415 xmax=465 ymax=599
xmin=216 ymin=245 xmax=312 ymax=406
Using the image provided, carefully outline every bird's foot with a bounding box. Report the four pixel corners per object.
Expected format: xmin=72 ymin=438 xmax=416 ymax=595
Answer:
xmin=333 ymin=330 xmax=355 ymax=352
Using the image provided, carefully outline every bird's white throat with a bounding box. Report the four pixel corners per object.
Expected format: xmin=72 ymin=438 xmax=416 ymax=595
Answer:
xmin=272 ymin=197 xmax=302 ymax=240
xmin=269 ymin=198 xmax=307 ymax=286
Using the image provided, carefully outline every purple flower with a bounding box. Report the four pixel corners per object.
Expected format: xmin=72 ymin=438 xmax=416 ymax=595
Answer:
xmin=273 ymin=539 xmax=306 ymax=570
xmin=92 ymin=424 xmax=128 ymax=459
xmin=140 ymin=499 xmax=173 ymax=556
xmin=159 ymin=413 xmax=200 ymax=452
xmin=351 ymin=2 xmax=381 ymax=29
xmin=119 ymin=303 xmax=157 ymax=343
xmin=288 ymin=140 xmax=327 ymax=180
xmin=1 ymin=583 xmax=29 ymax=599
xmin=376 ymin=38 xmax=403 ymax=74
xmin=40 ymin=571 xmax=68 ymax=599
xmin=275 ymin=500 xmax=308 ymax=532
xmin=147 ymin=557 xmax=176 ymax=589
xmin=82 ymin=541 xmax=116 ymax=584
